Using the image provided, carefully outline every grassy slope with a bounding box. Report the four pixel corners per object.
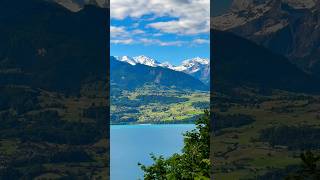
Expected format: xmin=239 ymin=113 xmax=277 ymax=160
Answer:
xmin=0 ymin=84 xmax=108 ymax=179
xmin=111 ymin=85 xmax=209 ymax=124
xmin=212 ymin=89 xmax=320 ymax=179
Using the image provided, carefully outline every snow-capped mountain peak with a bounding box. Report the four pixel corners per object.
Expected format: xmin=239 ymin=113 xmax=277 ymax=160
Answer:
xmin=116 ymin=56 xmax=136 ymax=65
xmin=173 ymin=57 xmax=210 ymax=84
xmin=174 ymin=57 xmax=210 ymax=72
xmin=181 ymin=57 xmax=209 ymax=66
xmin=133 ymin=55 xmax=160 ymax=67
xmin=115 ymin=55 xmax=161 ymax=67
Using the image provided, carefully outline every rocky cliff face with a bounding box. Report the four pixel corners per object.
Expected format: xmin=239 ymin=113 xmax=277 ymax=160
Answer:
xmin=212 ymin=0 xmax=320 ymax=76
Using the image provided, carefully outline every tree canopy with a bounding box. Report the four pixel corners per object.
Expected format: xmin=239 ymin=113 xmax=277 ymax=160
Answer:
xmin=139 ymin=110 xmax=210 ymax=180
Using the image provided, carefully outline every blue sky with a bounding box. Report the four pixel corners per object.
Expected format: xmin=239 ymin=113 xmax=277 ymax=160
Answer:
xmin=110 ymin=0 xmax=210 ymax=65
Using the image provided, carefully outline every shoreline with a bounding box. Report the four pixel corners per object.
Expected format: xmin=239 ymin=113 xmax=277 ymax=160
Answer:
xmin=110 ymin=122 xmax=196 ymax=126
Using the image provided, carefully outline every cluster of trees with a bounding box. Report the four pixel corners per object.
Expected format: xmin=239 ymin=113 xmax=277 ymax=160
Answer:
xmin=257 ymin=151 xmax=320 ymax=180
xmin=192 ymin=102 xmax=209 ymax=109
xmin=113 ymin=95 xmax=188 ymax=110
xmin=0 ymin=87 xmax=39 ymax=114
xmin=136 ymin=95 xmax=188 ymax=104
xmin=139 ymin=110 xmax=210 ymax=179
xmin=212 ymin=95 xmax=263 ymax=112
xmin=213 ymin=113 xmax=255 ymax=132
xmin=259 ymin=126 xmax=320 ymax=150
xmin=0 ymin=108 xmax=107 ymax=145
xmin=113 ymin=97 xmax=141 ymax=107
xmin=285 ymin=151 xmax=320 ymax=179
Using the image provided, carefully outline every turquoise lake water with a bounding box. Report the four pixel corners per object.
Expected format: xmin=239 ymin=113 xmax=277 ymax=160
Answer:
xmin=110 ymin=124 xmax=195 ymax=180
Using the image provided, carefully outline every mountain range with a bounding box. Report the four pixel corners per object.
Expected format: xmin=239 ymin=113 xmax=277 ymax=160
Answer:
xmin=212 ymin=0 xmax=320 ymax=77
xmin=110 ymin=56 xmax=208 ymax=91
xmin=114 ymin=55 xmax=210 ymax=85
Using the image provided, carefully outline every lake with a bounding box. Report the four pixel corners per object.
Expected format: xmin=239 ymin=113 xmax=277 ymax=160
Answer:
xmin=110 ymin=124 xmax=195 ymax=180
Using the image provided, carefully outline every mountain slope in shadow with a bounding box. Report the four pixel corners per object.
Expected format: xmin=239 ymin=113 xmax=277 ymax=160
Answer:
xmin=0 ymin=0 xmax=107 ymax=95
xmin=211 ymin=30 xmax=320 ymax=94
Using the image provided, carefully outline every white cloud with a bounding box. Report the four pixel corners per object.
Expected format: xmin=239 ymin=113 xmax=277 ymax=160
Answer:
xmin=132 ymin=29 xmax=145 ymax=35
xmin=110 ymin=0 xmax=209 ymax=35
xmin=111 ymin=36 xmax=209 ymax=46
xmin=111 ymin=25 xmax=146 ymax=37
xmin=111 ymin=39 xmax=134 ymax=45
xmin=139 ymin=38 xmax=184 ymax=46
xmin=193 ymin=38 xmax=209 ymax=44
xmin=110 ymin=26 xmax=128 ymax=38
xmin=148 ymin=19 xmax=209 ymax=35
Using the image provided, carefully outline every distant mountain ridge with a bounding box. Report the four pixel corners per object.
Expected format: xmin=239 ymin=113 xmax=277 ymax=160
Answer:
xmin=110 ymin=56 xmax=208 ymax=91
xmin=114 ymin=55 xmax=210 ymax=84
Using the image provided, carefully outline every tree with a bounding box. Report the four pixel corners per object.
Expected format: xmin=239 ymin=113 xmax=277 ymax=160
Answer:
xmin=286 ymin=151 xmax=320 ymax=180
xmin=139 ymin=110 xmax=210 ymax=180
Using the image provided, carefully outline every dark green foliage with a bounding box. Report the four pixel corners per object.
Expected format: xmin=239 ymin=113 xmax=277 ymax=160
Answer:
xmin=213 ymin=113 xmax=255 ymax=132
xmin=0 ymin=167 xmax=22 ymax=180
xmin=255 ymin=166 xmax=299 ymax=180
xmin=112 ymin=97 xmax=142 ymax=107
xmin=0 ymin=110 xmax=106 ymax=145
xmin=0 ymin=87 xmax=39 ymax=114
xmin=50 ymin=149 xmax=92 ymax=163
xmin=83 ymin=105 xmax=108 ymax=120
xmin=111 ymin=115 xmax=138 ymax=124
xmin=20 ymin=164 xmax=46 ymax=179
xmin=136 ymin=95 xmax=188 ymax=104
xmin=139 ymin=110 xmax=210 ymax=179
xmin=0 ymin=165 xmax=46 ymax=180
xmin=112 ymin=95 xmax=188 ymax=108
xmin=259 ymin=126 xmax=320 ymax=150
xmin=285 ymin=151 xmax=320 ymax=179
xmin=192 ymin=102 xmax=210 ymax=109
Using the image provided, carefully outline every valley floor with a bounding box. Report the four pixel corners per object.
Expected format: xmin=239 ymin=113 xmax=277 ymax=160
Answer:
xmin=111 ymin=85 xmax=209 ymax=124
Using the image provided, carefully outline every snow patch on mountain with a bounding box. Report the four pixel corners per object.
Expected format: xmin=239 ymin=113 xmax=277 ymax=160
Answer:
xmin=115 ymin=56 xmax=136 ymax=65
xmin=173 ymin=57 xmax=209 ymax=73
xmin=133 ymin=55 xmax=160 ymax=67
xmin=159 ymin=61 xmax=175 ymax=69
